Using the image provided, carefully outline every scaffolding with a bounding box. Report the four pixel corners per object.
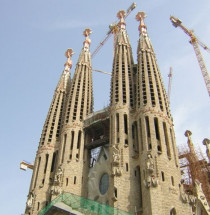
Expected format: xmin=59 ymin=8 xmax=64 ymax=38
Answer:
xmin=178 ymin=131 xmax=210 ymax=205
xmin=38 ymin=192 xmax=134 ymax=215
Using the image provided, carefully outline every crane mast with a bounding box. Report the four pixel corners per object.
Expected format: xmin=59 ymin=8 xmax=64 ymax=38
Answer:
xmin=91 ymin=2 xmax=136 ymax=58
xmin=168 ymin=67 xmax=173 ymax=103
xmin=170 ymin=16 xmax=210 ymax=97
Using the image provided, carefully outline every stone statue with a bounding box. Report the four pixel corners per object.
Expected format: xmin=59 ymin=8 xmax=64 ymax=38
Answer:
xmin=144 ymin=154 xmax=158 ymax=188
xmin=112 ymin=145 xmax=120 ymax=166
xmin=54 ymin=166 xmax=63 ymax=184
xmin=146 ymin=154 xmax=154 ymax=172
xmin=26 ymin=192 xmax=34 ymax=208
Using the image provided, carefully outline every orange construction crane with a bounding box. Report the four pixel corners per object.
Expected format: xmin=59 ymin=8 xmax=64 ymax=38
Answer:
xmin=170 ymin=16 xmax=210 ymax=97
xmin=91 ymin=2 xmax=136 ymax=58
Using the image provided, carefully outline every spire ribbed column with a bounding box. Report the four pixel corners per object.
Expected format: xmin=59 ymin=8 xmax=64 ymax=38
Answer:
xmin=108 ymin=10 xmax=136 ymax=212
xmin=134 ymin=12 xmax=191 ymax=215
xmin=25 ymin=49 xmax=74 ymax=215
xmin=54 ymin=29 xmax=93 ymax=198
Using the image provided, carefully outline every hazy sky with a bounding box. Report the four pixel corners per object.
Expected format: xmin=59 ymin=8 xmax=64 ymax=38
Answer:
xmin=0 ymin=0 xmax=210 ymax=214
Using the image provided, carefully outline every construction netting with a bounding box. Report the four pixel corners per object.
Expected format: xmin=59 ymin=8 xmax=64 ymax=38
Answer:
xmin=38 ymin=192 xmax=134 ymax=215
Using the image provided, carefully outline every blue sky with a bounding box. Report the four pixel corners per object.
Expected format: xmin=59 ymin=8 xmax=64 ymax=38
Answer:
xmin=0 ymin=0 xmax=210 ymax=214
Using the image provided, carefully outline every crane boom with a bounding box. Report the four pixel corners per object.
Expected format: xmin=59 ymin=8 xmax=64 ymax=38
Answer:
xmin=91 ymin=2 xmax=136 ymax=58
xmin=170 ymin=15 xmax=210 ymax=97
xmin=92 ymin=69 xmax=111 ymax=75
xmin=168 ymin=67 xmax=173 ymax=103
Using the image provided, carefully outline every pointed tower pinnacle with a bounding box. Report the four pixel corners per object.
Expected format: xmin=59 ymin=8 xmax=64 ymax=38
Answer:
xmin=25 ymin=49 xmax=74 ymax=215
xmin=108 ymin=10 xmax=135 ymax=212
xmin=57 ymin=48 xmax=74 ymax=92
xmin=83 ymin=28 xmax=92 ymax=50
xmin=64 ymin=48 xmax=74 ymax=71
xmin=55 ymin=29 xmax=93 ymax=198
xmin=133 ymin=12 xmax=190 ymax=215
xmin=185 ymin=130 xmax=197 ymax=158
xmin=136 ymin=11 xmax=171 ymax=117
xmin=117 ymin=10 xmax=126 ymax=30
xmin=136 ymin=11 xmax=147 ymax=36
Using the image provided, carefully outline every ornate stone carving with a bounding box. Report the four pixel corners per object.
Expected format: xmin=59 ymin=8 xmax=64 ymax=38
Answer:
xmin=179 ymin=180 xmax=188 ymax=203
xmin=144 ymin=154 xmax=158 ymax=188
xmin=26 ymin=191 xmax=34 ymax=208
xmin=54 ymin=165 xmax=63 ymax=185
xmin=111 ymin=145 xmax=122 ymax=177
xmin=50 ymin=185 xmax=62 ymax=196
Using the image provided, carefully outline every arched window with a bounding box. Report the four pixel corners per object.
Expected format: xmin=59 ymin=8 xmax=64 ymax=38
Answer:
xmin=170 ymin=207 xmax=176 ymax=215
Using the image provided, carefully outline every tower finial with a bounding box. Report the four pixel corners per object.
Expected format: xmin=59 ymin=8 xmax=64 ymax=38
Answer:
xmin=117 ymin=10 xmax=126 ymax=30
xmin=136 ymin=11 xmax=147 ymax=35
xmin=83 ymin=28 xmax=92 ymax=50
xmin=64 ymin=48 xmax=74 ymax=71
xmin=203 ymin=138 xmax=210 ymax=161
xmin=184 ymin=130 xmax=197 ymax=156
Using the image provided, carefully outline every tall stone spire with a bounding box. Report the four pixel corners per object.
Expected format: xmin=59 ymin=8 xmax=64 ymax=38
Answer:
xmin=25 ymin=49 xmax=74 ymax=215
xmin=110 ymin=10 xmax=135 ymax=107
xmin=108 ymin=10 xmax=136 ymax=211
xmin=55 ymin=29 xmax=93 ymax=197
xmin=136 ymin=12 xmax=170 ymax=117
xmin=65 ymin=28 xmax=93 ymax=124
xmin=133 ymin=12 xmax=191 ymax=215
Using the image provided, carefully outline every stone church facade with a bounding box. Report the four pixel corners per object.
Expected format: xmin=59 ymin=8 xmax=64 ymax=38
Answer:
xmin=24 ymin=10 xmax=195 ymax=215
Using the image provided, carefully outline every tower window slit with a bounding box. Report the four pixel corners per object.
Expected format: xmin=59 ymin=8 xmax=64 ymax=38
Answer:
xmin=37 ymin=202 xmax=40 ymax=211
xmin=70 ymin=131 xmax=74 ymax=150
xmin=139 ymin=119 xmax=144 ymax=151
xmin=161 ymin=171 xmax=165 ymax=181
xmin=124 ymin=114 xmax=128 ymax=134
xmin=163 ymin=122 xmax=171 ymax=159
xmin=145 ymin=116 xmax=152 ymax=150
xmin=74 ymin=176 xmax=77 ymax=184
xmin=154 ymin=117 xmax=162 ymax=152
xmin=61 ymin=134 xmax=67 ymax=163
xmin=170 ymin=128 xmax=178 ymax=166
xmin=171 ymin=176 xmax=174 ymax=186
xmin=126 ymin=163 xmax=129 ymax=171
xmin=44 ymin=154 xmax=49 ymax=174
xmin=151 ymin=56 xmax=163 ymax=111
xmin=51 ymin=152 xmax=57 ymax=172
xmin=34 ymin=156 xmax=41 ymax=188
xmin=77 ymin=130 xmax=82 ymax=150
xmin=116 ymin=113 xmax=119 ymax=132
xmin=146 ymin=53 xmax=155 ymax=107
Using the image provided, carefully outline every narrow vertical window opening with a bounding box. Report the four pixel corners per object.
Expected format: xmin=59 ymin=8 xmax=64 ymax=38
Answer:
xmin=34 ymin=157 xmax=41 ymax=188
xmin=116 ymin=113 xmax=119 ymax=132
xmin=145 ymin=116 xmax=152 ymax=150
xmin=139 ymin=119 xmax=144 ymax=151
xmin=77 ymin=130 xmax=81 ymax=149
xmin=126 ymin=163 xmax=129 ymax=171
xmin=61 ymin=134 xmax=67 ymax=163
xmin=124 ymin=114 xmax=128 ymax=134
xmin=163 ymin=122 xmax=171 ymax=159
xmin=154 ymin=118 xmax=162 ymax=152
xmin=71 ymin=131 xmax=74 ymax=150
xmin=44 ymin=154 xmax=49 ymax=174
xmin=161 ymin=171 xmax=165 ymax=181
xmin=114 ymin=187 xmax=118 ymax=198
xmin=51 ymin=152 xmax=57 ymax=172
xmin=74 ymin=176 xmax=77 ymax=184
xmin=171 ymin=176 xmax=174 ymax=186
